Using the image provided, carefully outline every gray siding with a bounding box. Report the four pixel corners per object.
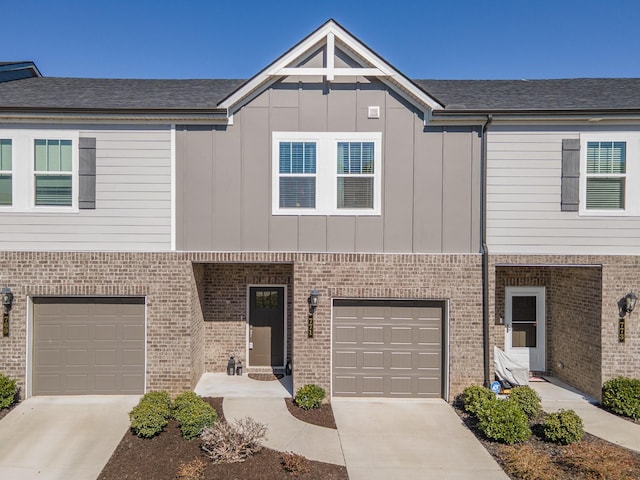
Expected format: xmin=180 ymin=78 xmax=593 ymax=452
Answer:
xmin=487 ymin=125 xmax=640 ymax=255
xmin=177 ymin=79 xmax=481 ymax=253
xmin=0 ymin=124 xmax=171 ymax=251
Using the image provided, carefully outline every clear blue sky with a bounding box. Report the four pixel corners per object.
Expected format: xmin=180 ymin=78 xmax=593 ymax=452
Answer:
xmin=4 ymin=0 xmax=640 ymax=80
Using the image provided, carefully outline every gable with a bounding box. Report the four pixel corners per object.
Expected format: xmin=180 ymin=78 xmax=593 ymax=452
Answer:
xmin=218 ymin=19 xmax=443 ymax=118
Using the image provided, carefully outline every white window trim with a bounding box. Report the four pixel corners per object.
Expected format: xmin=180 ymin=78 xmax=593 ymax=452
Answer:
xmin=272 ymin=131 xmax=382 ymax=216
xmin=579 ymin=133 xmax=639 ymax=217
xmin=0 ymin=129 xmax=79 ymax=212
xmin=0 ymin=139 xmax=13 ymax=208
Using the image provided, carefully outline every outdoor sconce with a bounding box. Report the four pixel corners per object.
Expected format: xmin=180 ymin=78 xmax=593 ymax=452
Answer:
xmin=619 ymin=291 xmax=637 ymax=319
xmin=308 ymin=288 xmax=319 ymax=314
xmin=1 ymin=288 xmax=13 ymax=311
xmin=618 ymin=291 xmax=637 ymax=343
xmin=1 ymin=287 xmax=12 ymax=337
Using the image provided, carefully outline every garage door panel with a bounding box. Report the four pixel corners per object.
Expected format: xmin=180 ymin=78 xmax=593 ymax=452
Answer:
xmin=362 ymin=351 xmax=384 ymax=368
xmin=33 ymin=297 xmax=145 ymax=395
xmin=123 ymin=324 xmax=144 ymax=341
xmin=362 ymin=326 xmax=384 ymax=344
xmin=418 ymin=351 xmax=440 ymax=369
xmin=390 ymin=327 xmax=412 ymax=344
xmin=362 ymin=376 xmax=384 ymax=395
xmin=333 ymin=300 xmax=444 ymax=398
xmin=334 ymin=325 xmax=357 ymax=343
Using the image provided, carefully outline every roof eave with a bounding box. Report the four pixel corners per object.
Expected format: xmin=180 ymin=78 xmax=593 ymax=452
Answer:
xmin=0 ymin=107 xmax=230 ymax=123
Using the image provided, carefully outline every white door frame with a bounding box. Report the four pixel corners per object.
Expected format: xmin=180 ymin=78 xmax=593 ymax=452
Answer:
xmin=245 ymin=285 xmax=287 ymax=369
xmin=505 ymin=286 xmax=546 ymax=371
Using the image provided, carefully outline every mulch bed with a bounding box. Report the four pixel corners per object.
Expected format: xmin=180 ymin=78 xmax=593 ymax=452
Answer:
xmin=285 ymin=398 xmax=337 ymax=429
xmin=0 ymin=401 xmax=18 ymax=421
xmin=99 ymin=397 xmax=348 ymax=480
xmin=456 ymin=407 xmax=640 ymax=479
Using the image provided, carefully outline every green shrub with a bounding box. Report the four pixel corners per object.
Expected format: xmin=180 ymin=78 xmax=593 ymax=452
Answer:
xmin=129 ymin=390 xmax=172 ymax=438
xmin=542 ymin=409 xmax=584 ymax=445
xmin=476 ymin=399 xmax=531 ymax=444
xmin=460 ymin=385 xmax=495 ymax=415
xmin=508 ymin=386 xmax=541 ymax=418
xmin=602 ymin=376 xmax=640 ymax=420
xmin=294 ymin=384 xmax=325 ymax=410
xmin=0 ymin=374 xmax=17 ymax=409
xmin=173 ymin=392 xmax=218 ymax=440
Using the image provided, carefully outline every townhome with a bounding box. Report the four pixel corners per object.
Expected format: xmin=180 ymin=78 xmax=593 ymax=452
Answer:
xmin=0 ymin=20 xmax=636 ymax=403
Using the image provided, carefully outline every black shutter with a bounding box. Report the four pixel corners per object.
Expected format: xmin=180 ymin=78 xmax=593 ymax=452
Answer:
xmin=79 ymin=137 xmax=96 ymax=209
xmin=561 ymin=139 xmax=580 ymax=212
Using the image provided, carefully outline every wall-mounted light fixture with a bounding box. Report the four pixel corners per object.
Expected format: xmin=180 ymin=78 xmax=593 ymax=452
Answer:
xmin=1 ymin=287 xmax=13 ymax=312
xmin=307 ymin=288 xmax=319 ymax=314
xmin=618 ymin=291 xmax=637 ymax=343
xmin=1 ymin=287 xmax=12 ymax=337
xmin=619 ymin=291 xmax=637 ymax=319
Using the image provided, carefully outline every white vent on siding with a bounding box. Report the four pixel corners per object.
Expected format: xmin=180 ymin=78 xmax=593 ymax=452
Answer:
xmin=367 ymin=106 xmax=380 ymax=119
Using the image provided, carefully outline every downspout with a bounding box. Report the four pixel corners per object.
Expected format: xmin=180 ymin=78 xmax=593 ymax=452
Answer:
xmin=481 ymin=114 xmax=493 ymax=387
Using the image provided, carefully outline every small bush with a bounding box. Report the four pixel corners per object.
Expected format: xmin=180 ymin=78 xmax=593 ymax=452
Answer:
xmin=173 ymin=392 xmax=218 ymax=440
xmin=508 ymin=385 xmax=541 ymax=418
xmin=0 ymin=374 xmax=18 ymax=409
xmin=565 ymin=440 xmax=640 ymax=479
xmin=281 ymin=451 xmax=311 ymax=476
xmin=294 ymin=384 xmax=325 ymax=410
xmin=201 ymin=417 xmax=267 ymax=463
xmin=542 ymin=409 xmax=584 ymax=445
xmin=476 ymin=399 xmax=531 ymax=444
xmin=602 ymin=376 xmax=640 ymax=420
xmin=460 ymin=385 xmax=495 ymax=415
xmin=129 ymin=390 xmax=172 ymax=438
xmin=176 ymin=458 xmax=207 ymax=480
xmin=497 ymin=444 xmax=558 ymax=480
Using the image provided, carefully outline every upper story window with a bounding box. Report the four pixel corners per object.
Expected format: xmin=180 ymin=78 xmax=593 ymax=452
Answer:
xmin=580 ymin=134 xmax=638 ymax=216
xmin=585 ymin=141 xmax=626 ymax=210
xmin=0 ymin=139 xmax=12 ymax=206
xmin=34 ymin=139 xmax=73 ymax=206
xmin=272 ymin=132 xmax=381 ymax=216
xmin=0 ymin=130 xmax=79 ymax=212
xmin=278 ymin=142 xmax=316 ymax=209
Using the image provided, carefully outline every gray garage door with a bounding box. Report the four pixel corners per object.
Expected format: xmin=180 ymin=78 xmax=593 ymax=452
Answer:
xmin=332 ymin=299 xmax=444 ymax=398
xmin=33 ymin=297 xmax=145 ymax=395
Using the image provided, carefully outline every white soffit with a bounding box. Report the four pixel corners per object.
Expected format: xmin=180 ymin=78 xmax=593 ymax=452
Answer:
xmin=218 ymin=19 xmax=443 ymax=114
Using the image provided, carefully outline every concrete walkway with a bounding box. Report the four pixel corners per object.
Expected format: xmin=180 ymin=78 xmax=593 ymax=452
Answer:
xmin=531 ymin=377 xmax=640 ymax=452
xmin=0 ymin=395 xmax=139 ymax=480
xmin=332 ymin=398 xmax=509 ymax=480
xmin=195 ymin=372 xmax=344 ymax=465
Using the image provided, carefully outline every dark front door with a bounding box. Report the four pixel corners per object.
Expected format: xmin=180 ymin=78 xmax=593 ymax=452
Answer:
xmin=249 ymin=287 xmax=285 ymax=367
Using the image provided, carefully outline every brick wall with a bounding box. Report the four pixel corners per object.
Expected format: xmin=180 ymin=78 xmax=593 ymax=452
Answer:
xmin=190 ymin=263 xmax=206 ymax=388
xmin=292 ymin=253 xmax=484 ymax=400
xmin=199 ymin=263 xmax=293 ymax=372
xmin=0 ymin=251 xmax=484 ymax=402
xmin=494 ymin=265 xmax=602 ymax=399
xmin=0 ymin=251 xmax=195 ymax=397
xmin=491 ymin=255 xmax=640 ymax=401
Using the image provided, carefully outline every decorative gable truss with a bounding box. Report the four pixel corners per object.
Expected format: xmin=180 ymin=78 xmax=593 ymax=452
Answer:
xmin=218 ymin=19 xmax=443 ymax=122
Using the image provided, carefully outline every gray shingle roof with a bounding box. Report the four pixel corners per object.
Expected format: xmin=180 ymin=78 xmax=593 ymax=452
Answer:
xmin=0 ymin=77 xmax=244 ymax=110
xmin=2 ymin=76 xmax=640 ymax=112
xmin=415 ymin=78 xmax=640 ymax=111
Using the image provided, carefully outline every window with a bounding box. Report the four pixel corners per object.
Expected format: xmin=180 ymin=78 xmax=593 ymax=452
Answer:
xmin=34 ymin=139 xmax=73 ymax=206
xmin=272 ymin=132 xmax=381 ymax=215
xmin=580 ymin=135 xmax=639 ymax=216
xmin=278 ymin=142 xmax=316 ymax=208
xmin=0 ymin=139 xmax=12 ymax=206
xmin=337 ymin=142 xmax=375 ymax=209
xmin=586 ymin=141 xmax=626 ymax=210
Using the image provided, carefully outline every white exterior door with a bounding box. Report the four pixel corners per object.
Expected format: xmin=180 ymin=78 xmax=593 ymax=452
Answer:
xmin=505 ymin=287 xmax=545 ymax=372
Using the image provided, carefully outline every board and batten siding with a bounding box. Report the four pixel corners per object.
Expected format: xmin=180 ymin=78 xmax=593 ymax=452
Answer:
xmin=0 ymin=124 xmax=171 ymax=251
xmin=176 ymin=79 xmax=481 ymax=254
xmin=487 ymin=125 xmax=640 ymax=255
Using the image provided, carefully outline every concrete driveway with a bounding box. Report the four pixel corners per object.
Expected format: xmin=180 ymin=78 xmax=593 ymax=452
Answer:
xmin=0 ymin=395 xmax=139 ymax=480
xmin=332 ymin=398 xmax=508 ymax=480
